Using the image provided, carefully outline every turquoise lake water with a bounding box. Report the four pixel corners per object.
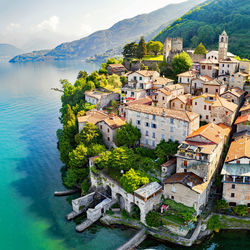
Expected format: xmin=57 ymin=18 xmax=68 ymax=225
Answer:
xmin=0 ymin=60 xmax=249 ymax=250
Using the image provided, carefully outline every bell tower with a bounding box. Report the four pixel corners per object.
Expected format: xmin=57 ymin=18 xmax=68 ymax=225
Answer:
xmin=218 ymin=30 xmax=228 ymax=62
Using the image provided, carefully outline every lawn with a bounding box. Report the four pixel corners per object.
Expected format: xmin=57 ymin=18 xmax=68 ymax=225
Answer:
xmin=142 ymin=55 xmax=164 ymax=61
xmin=163 ymin=213 xmax=186 ymax=225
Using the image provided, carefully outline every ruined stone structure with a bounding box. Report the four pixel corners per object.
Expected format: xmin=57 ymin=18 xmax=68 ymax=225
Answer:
xmin=163 ymin=37 xmax=183 ymax=63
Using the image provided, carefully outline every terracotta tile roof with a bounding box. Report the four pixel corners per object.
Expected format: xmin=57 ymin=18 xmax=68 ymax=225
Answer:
xmin=153 ymin=77 xmax=174 ymax=85
xmin=237 ymin=71 xmax=249 ymax=77
xmin=161 ymin=158 xmax=176 ymax=168
xmin=171 ymin=94 xmax=191 ymax=104
xmin=128 ymin=70 xmax=158 ymax=77
xmin=212 ymin=96 xmax=238 ymax=112
xmin=165 ymin=172 xmax=203 ymax=189
xmin=159 ymin=88 xmax=171 ymax=96
xmin=222 ymin=87 xmax=245 ymax=98
xmin=225 ymin=137 xmax=250 ymax=162
xmin=77 ymin=110 xmax=108 ymax=124
xmin=125 ymin=96 xmax=152 ymax=106
xmin=126 ymin=104 xmax=199 ymax=122
xmin=101 ymin=116 xmax=126 ymax=129
xmin=186 ymin=123 xmax=230 ymax=144
xmin=235 ymin=114 xmax=250 ymax=124
xmin=165 ymin=84 xmax=184 ymax=92
xmin=177 ymin=70 xmax=196 ymax=78
xmin=217 ymin=123 xmax=232 ymax=135
xmin=203 ymin=79 xmax=223 ymax=86
xmin=240 ymin=103 xmax=250 ymax=112
xmin=107 ymin=64 xmax=126 ymax=69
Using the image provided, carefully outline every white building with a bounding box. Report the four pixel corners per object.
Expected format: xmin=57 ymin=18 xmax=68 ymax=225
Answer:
xmin=125 ymin=104 xmax=199 ymax=148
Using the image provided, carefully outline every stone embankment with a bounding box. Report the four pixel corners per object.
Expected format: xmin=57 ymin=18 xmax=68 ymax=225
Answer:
xmin=54 ymin=189 xmax=79 ymax=196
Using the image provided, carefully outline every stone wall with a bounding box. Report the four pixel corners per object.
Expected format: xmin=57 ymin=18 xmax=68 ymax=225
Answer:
xmin=124 ymin=59 xmax=163 ymax=71
xmin=72 ymin=192 xmax=95 ymax=214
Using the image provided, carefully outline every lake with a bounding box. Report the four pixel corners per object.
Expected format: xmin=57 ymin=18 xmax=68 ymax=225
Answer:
xmin=0 ymin=60 xmax=249 ymax=250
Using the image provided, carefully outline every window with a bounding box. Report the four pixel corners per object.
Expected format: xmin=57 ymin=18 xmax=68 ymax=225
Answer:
xmin=171 ymin=196 xmax=174 ymax=200
xmin=152 ymin=141 xmax=155 ymax=147
xmin=231 ymin=193 xmax=235 ymax=198
xmin=204 ymin=105 xmax=207 ymax=110
xmin=181 ymin=104 xmax=183 ymax=109
xmin=208 ymin=66 xmax=212 ymax=70
xmin=236 ymin=160 xmax=240 ymax=164
xmin=107 ymin=137 xmax=110 ymax=141
xmin=152 ymin=132 xmax=155 ymax=138
xmin=222 ymin=70 xmax=224 ymax=74
xmin=153 ymin=115 xmax=156 ymax=120
xmin=170 ymin=136 xmax=173 ymax=141
xmin=228 ymin=64 xmax=230 ymax=68
xmin=152 ymin=123 xmax=157 ymax=129
xmin=184 ymin=169 xmax=187 ymax=173
xmin=215 ymin=89 xmax=218 ymax=93
xmin=161 ymin=134 xmax=165 ymax=140
xmin=202 ymin=65 xmax=205 ymax=70
xmin=100 ymin=125 xmax=103 ymax=129
xmin=232 ymin=184 xmax=235 ymax=189
xmin=222 ymin=64 xmax=224 ymax=67
xmin=205 ymin=88 xmax=208 ymax=93
xmin=172 ymin=102 xmax=175 ymax=107
xmin=172 ymin=185 xmax=176 ymax=193
xmin=131 ymin=92 xmax=134 ymax=96
xmin=136 ymin=120 xmax=140 ymax=125
xmin=187 ymin=78 xmax=190 ymax=83
xmin=107 ymin=128 xmax=110 ymax=133
xmin=170 ymin=127 xmax=174 ymax=133
xmin=195 ymin=102 xmax=197 ymax=105
xmin=206 ymin=115 xmax=209 ymax=120
xmin=146 ymin=114 xmax=149 ymax=119
xmin=162 ymin=96 xmax=165 ymax=101
xmin=146 ymin=139 xmax=149 ymax=145
xmin=134 ymin=76 xmax=137 ymax=81
xmin=209 ymin=106 xmax=211 ymax=111
xmin=179 ymin=77 xmax=182 ymax=83
xmin=146 ymin=130 xmax=149 ymax=136
xmin=139 ymin=76 xmax=142 ymax=80
xmin=145 ymin=122 xmax=149 ymax=127
xmin=225 ymin=111 xmax=228 ymax=115
xmin=184 ymin=160 xmax=187 ymax=167
xmin=170 ymin=118 xmax=174 ymax=124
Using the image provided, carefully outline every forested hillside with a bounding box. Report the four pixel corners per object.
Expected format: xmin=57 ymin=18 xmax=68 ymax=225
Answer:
xmin=154 ymin=0 xmax=250 ymax=59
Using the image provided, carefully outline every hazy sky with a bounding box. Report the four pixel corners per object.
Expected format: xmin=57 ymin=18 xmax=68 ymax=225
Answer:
xmin=0 ymin=0 xmax=186 ymax=50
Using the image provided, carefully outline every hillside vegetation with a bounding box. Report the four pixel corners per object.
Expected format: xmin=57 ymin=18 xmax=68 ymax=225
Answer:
xmin=154 ymin=0 xmax=250 ymax=59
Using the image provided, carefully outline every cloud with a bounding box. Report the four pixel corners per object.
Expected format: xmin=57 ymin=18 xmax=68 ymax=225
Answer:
xmin=36 ymin=16 xmax=60 ymax=32
xmin=6 ymin=23 xmax=20 ymax=31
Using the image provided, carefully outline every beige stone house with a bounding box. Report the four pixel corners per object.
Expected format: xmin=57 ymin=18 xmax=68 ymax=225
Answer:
xmin=240 ymin=102 xmax=250 ymax=116
xmin=107 ymin=64 xmax=126 ymax=75
xmin=191 ymin=75 xmax=213 ymax=95
xmin=235 ymin=114 xmax=250 ymax=133
xmin=203 ymin=79 xmax=227 ymax=95
xmin=125 ymin=104 xmax=199 ymax=148
xmin=177 ymin=70 xmax=198 ymax=93
xmin=219 ymin=58 xmax=239 ymax=76
xmin=191 ymin=94 xmax=216 ymax=122
xmin=220 ymin=87 xmax=245 ymax=105
xmin=152 ymin=77 xmax=174 ymax=89
xmin=152 ymin=84 xmax=184 ymax=108
xmin=229 ymin=71 xmax=249 ymax=89
xmin=77 ymin=110 xmax=125 ymax=148
xmin=170 ymin=94 xmax=192 ymax=111
xmin=200 ymin=59 xmax=219 ymax=78
xmin=85 ymin=89 xmax=120 ymax=108
xmin=164 ymin=123 xmax=231 ymax=214
xmin=210 ymin=96 xmax=238 ymax=126
xmin=221 ymin=137 xmax=250 ymax=207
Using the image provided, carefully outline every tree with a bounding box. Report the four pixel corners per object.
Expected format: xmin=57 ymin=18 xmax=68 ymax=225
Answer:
xmin=77 ymin=71 xmax=88 ymax=79
xmin=69 ymin=144 xmax=88 ymax=168
xmin=120 ymin=75 xmax=127 ymax=85
xmin=146 ymin=211 xmax=162 ymax=227
xmin=216 ymin=199 xmax=229 ymax=210
xmin=194 ymin=42 xmax=207 ymax=55
xmin=107 ymin=74 xmax=122 ymax=89
xmin=115 ymin=122 xmax=141 ymax=147
xmin=88 ymin=143 xmax=106 ymax=157
xmin=147 ymin=41 xmax=163 ymax=56
xmin=94 ymin=151 xmax=112 ymax=169
xmin=122 ymin=42 xmax=138 ymax=58
xmin=75 ymin=123 xmax=102 ymax=146
xmin=63 ymin=168 xmax=78 ymax=188
xmin=232 ymin=205 xmax=248 ymax=217
xmin=151 ymin=62 xmax=160 ymax=73
xmin=171 ymin=51 xmax=193 ymax=76
xmin=58 ymin=132 xmax=73 ymax=165
xmin=140 ymin=63 xmax=148 ymax=70
xmin=120 ymin=168 xmax=150 ymax=193
xmin=137 ymin=37 xmax=147 ymax=59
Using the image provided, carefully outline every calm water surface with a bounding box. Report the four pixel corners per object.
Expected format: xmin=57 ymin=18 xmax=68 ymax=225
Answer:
xmin=0 ymin=60 xmax=249 ymax=250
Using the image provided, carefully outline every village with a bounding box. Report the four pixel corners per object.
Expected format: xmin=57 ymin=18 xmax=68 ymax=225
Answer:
xmin=58 ymin=31 xmax=250 ymax=248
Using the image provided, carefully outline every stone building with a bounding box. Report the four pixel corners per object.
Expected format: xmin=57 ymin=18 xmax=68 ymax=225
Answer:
xmin=191 ymin=94 xmax=216 ymax=122
xmin=220 ymin=87 xmax=245 ymax=105
xmin=235 ymin=114 xmax=250 ymax=134
xmin=219 ymin=58 xmax=239 ymax=76
xmin=170 ymin=94 xmax=192 ymax=112
xmin=203 ymin=79 xmax=227 ymax=95
xmin=152 ymin=84 xmax=184 ymax=108
xmin=107 ymin=64 xmax=126 ymax=75
xmin=89 ymin=169 xmax=162 ymax=224
xmin=121 ymin=70 xmax=159 ymax=103
xmin=218 ymin=30 xmax=228 ymax=62
xmin=190 ymin=75 xmax=213 ymax=96
xmin=152 ymin=77 xmax=174 ymax=89
xmin=85 ymin=89 xmax=120 ymax=108
xmin=221 ymin=137 xmax=250 ymax=207
xmin=206 ymin=50 xmax=235 ymax=61
xmin=210 ymin=96 xmax=238 ymax=126
xmin=163 ymin=37 xmax=183 ymax=63
xmin=177 ymin=70 xmax=198 ymax=93
xmin=125 ymin=104 xmax=199 ymax=148
xmin=240 ymin=102 xmax=250 ymax=116
xmin=160 ymin=157 xmax=177 ymax=182
xmin=77 ymin=110 xmax=125 ymax=148
xmin=229 ymin=71 xmax=249 ymax=89
xmin=164 ymin=123 xmax=231 ymax=214
xmin=200 ymin=59 xmax=219 ymax=78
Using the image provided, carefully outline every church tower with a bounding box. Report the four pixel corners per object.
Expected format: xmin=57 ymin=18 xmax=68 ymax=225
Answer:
xmin=218 ymin=30 xmax=228 ymax=62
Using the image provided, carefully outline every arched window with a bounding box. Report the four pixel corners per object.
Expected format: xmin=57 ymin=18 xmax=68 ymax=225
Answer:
xmin=221 ymin=37 xmax=224 ymax=42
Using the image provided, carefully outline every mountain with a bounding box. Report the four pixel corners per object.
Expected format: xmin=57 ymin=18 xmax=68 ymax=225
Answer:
xmin=10 ymin=0 xmax=205 ymax=63
xmin=154 ymin=0 xmax=250 ymax=59
xmin=0 ymin=44 xmax=22 ymax=58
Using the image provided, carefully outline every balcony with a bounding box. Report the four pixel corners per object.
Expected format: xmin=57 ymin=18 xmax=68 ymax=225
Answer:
xmin=223 ymin=175 xmax=250 ymax=184
xmin=177 ymin=150 xmax=208 ymax=162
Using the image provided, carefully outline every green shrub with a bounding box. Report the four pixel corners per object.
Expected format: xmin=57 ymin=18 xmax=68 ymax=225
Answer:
xmin=232 ymin=205 xmax=248 ymax=217
xmin=216 ymin=199 xmax=229 ymax=210
xmin=121 ymin=209 xmax=130 ymax=219
xmin=146 ymin=211 xmax=162 ymax=227
xmin=207 ymin=215 xmax=221 ymax=231
xmin=164 ymin=199 xmax=195 ymax=214
xmin=106 ymin=210 xmax=114 ymax=215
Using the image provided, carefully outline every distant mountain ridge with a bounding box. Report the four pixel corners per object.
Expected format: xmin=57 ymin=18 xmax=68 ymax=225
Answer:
xmin=0 ymin=44 xmax=22 ymax=58
xmin=154 ymin=0 xmax=250 ymax=59
xmin=10 ymin=0 xmax=205 ymax=63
